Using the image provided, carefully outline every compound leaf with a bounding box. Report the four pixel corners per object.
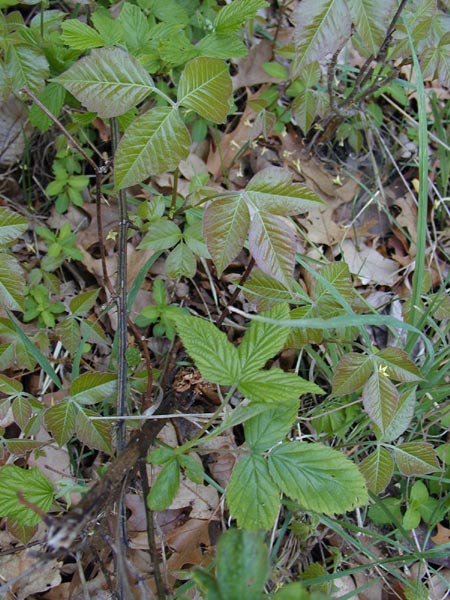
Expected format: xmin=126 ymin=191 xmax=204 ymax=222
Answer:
xmin=214 ymin=0 xmax=268 ymax=34
xmin=70 ymin=372 xmax=117 ymax=405
xmin=44 ymin=400 xmax=77 ymax=446
xmin=0 ymin=253 xmax=24 ymax=311
xmin=394 ymin=442 xmax=440 ymax=476
xmin=75 ymin=408 xmax=112 ymax=453
xmin=359 ymin=446 xmax=394 ymax=494
xmin=0 ymin=207 xmax=28 ymax=245
xmin=362 ymin=371 xmax=399 ymax=434
xmin=239 ymin=368 xmax=322 ymax=405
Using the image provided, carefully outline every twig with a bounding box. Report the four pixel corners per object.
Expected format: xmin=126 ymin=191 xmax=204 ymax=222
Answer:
xmin=216 ymin=257 xmax=255 ymax=327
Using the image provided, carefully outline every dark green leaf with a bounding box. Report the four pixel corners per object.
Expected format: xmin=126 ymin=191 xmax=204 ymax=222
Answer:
xmin=147 ymin=459 xmax=180 ymax=511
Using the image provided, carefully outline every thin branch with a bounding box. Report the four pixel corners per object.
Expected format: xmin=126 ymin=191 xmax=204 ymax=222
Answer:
xmin=216 ymin=257 xmax=255 ymax=327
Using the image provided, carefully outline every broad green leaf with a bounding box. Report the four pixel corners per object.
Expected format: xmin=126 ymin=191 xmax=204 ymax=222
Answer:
xmin=147 ymin=459 xmax=180 ymax=511
xmin=6 ymin=45 xmax=48 ymax=94
xmin=216 ymin=529 xmax=269 ymax=600
xmin=347 ymin=0 xmax=395 ymax=55
xmin=379 ymin=389 xmax=416 ymax=443
xmin=179 ymin=455 xmax=204 ymax=484
xmin=12 ymin=396 xmax=32 ymax=430
xmin=239 ymin=368 xmax=323 ymax=405
xmin=44 ymin=400 xmax=77 ymax=446
xmin=203 ymin=195 xmax=250 ymax=277
xmin=0 ymin=465 xmax=54 ymax=527
xmin=245 ymin=403 xmax=298 ymax=452
xmin=242 ymin=269 xmax=302 ymax=309
xmin=165 ymin=242 xmax=196 ymax=278
xmin=214 ymin=0 xmax=268 ymax=34
xmin=0 ymin=207 xmax=28 ymax=244
xmin=29 ymin=82 xmax=66 ymax=132
xmin=238 ymin=303 xmax=290 ymax=374
xmin=362 ymin=371 xmax=399 ymax=433
xmin=196 ymin=33 xmax=248 ymax=59
xmin=118 ymin=2 xmax=152 ymax=54
xmin=374 ymin=348 xmax=422 ymax=383
xmin=148 ymin=0 xmax=190 ymax=25
xmin=293 ymin=0 xmax=351 ymax=76
xmin=91 ymin=8 xmax=123 ymax=46
xmin=248 ymin=211 xmax=296 ymax=289
xmin=359 ymin=446 xmax=394 ymax=494
xmin=394 ymin=442 xmax=440 ymax=476
xmin=55 ymin=47 xmax=154 ymax=118
xmin=114 ymin=107 xmax=190 ymax=189
xmin=0 ymin=253 xmax=24 ymax=311
xmin=268 ymin=442 xmax=368 ymax=514
xmin=245 ymin=167 xmax=323 ymax=215
xmin=138 ymin=219 xmax=182 ymax=251
xmin=175 ymin=314 xmax=241 ymax=385
xmin=288 ymin=305 xmax=323 ymax=346
xmin=75 ymin=408 xmax=112 ymax=453
xmin=177 ymin=57 xmax=232 ymax=123
xmin=292 ymin=62 xmax=322 ymax=134
xmin=56 ymin=318 xmax=81 ymax=356
xmin=69 ymin=289 xmax=99 ymax=316
xmin=314 ymin=262 xmax=353 ymax=310
xmin=226 ymin=454 xmax=280 ymax=530
xmin=148 ymin=447 xmax=176 ymax=465
xmin=421 ymin=39 xmax=450 ymax=87
xmin=70 ymin=372 xmax=117 ymax=405
xmin=5 ymin=439 xmax=48 ymax=455
xmin=61 ymin=19 xmax=105 ymax=50
xmin=184 ymin=221 xmax=209 ymax=258
xmin=273 ymin=582 xmax=311 ymax=600
xmin=332 ymin=353 xmax=373 ymax=396
xmin=0 ymin=373 xmax=22 ymax=395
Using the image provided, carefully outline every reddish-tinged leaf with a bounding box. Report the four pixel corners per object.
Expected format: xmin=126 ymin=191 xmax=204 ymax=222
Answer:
xmin=332 ymin=353 xmax=373 ymax=396
xmin=75 ymin=408 xmax=112 ymax=454
xmin=203 ymin=196 xmax=250 ymax=276
xmin=12 ymin=396 xmax=32 ymax=431
xmin=394 ymin=442 xmax=440 ymax=476
xmin=359 ymin=446 xmax=394 ymax=494
xmin=245 ymin=167 xmax=323 ymax=215
xmin=374 ymin=347 xmax=422 ymax=382
xmin=248 ymin=211 xmax=296 ymax=289
xmin=362 ymin=372 xmax=399 ymax=433
xmin=44 ymin=400 xmax=77 ymax=446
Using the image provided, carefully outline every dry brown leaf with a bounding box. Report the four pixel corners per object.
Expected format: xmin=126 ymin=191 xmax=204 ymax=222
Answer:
xmin=166 ymin=518 xmax=215 ymax=582
xmin=431 ymin=522 xmax=450 ymax=545
xmin=0 ymin=551 xmax=61 ymax=599
xmin=0 ymin=95 xmax=33 ymax=165
xmin=203 ymin=432 xmax=237 ymax=489
xmin=340 ymin=240 xmax=400 ymax=286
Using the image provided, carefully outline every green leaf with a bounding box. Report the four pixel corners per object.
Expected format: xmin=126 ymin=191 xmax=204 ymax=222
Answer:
xmin=347 ymin=0 xmax=395 ymax=55
xmin=70 ymin=372 xmax=117 ymax=405
xmin=361 ymin=371 xmax=399 ymax=433
xmin=359 ymin=446 xmax=394 ymax=494
xmin=165 ymin=242 xmax=197 ymax=278
xmin=29 ymin=82 xmax=66 ymax=132
xmin=179 ymin=455 xmax=204 ymax=484
xmin=12 ymin=396 xmax=32 ymax=430
xmin=379 ymin=389 xmax=416 ymax=443
xmin=118 ymin=2 xmax=151 ymax=54
xmin=0 ymin=373 xmax=22 ymax=395
xmin=54 ymin=47 xmax=154 ymax=118
xmin=175 ymin=314 xmax=241 ymax=385
xmin=332 ymin=353 xmax=373 ymax=396
xmin=177 ymin=57 xmax=232 ymax=123
xmin=314 ymin=262 xmax=353 ymax=311
xmin=0 ymin=255 xmax=24 ymax=311
xmin=293 ymin=0 xmax=351 ymax=76
xmin=56 ymin=318 xmax=81 ymax=356
xmin=216 ymin=529 xmax=269 ymax=600
xmin=248 ymin=211 xmax=296 ymax=290
xmin=239 ymin=368 xmax=323 ymax=405
xmin=292 ymin=62 xmax=322 ymax=134
xmin=61 ymin=19 xmax=105 ymax=50
xmin=196 ymin=33 xmax=248 ymax=59
xmin=268 ymin=442 xmax=368 ymax=514
xmin=394 ymin=442 xmax=441 ymax=476
xmin=245 ymin=168 xmax=323 ymax=215
xmin=114 ymin=107 xmax=190 ymax=189
xmin=147 ymin=459 xmax=180 ymax=511
xmin=69 ymin=289 xmax=99 ymax=317
xmin=374 ymin=348 xmax=422 ymax=383
xmin=44 ymin=400 xmax=77 ymax=446
xmin=0 ymin=465 xmax=54 ymax=527
xmin=245 ymin=403 xmax=298 ymax=452
xmin=6 ymin=44 xmax=48 ymax=94
xmin=0 ymin=207 xmax=28 ymax=244
xmin=91 ymin=8 xmax=123 ymax=46
xmin=238 ymin=303 xmax=290 ymax=374
xmin=75 ymin=408 xmax=112 ymax=453
xmin=226 ymin=454 xmax=280 ymax=530
xmin=138 ymin=218 xmax=182 ymax=251
xmin=214 ymin=0 xmax=268 ymax=34
xmin=203 ymin=195 xmax=250 ymax=277
xmin=273 ymin=582 xmax=311 ymax=600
